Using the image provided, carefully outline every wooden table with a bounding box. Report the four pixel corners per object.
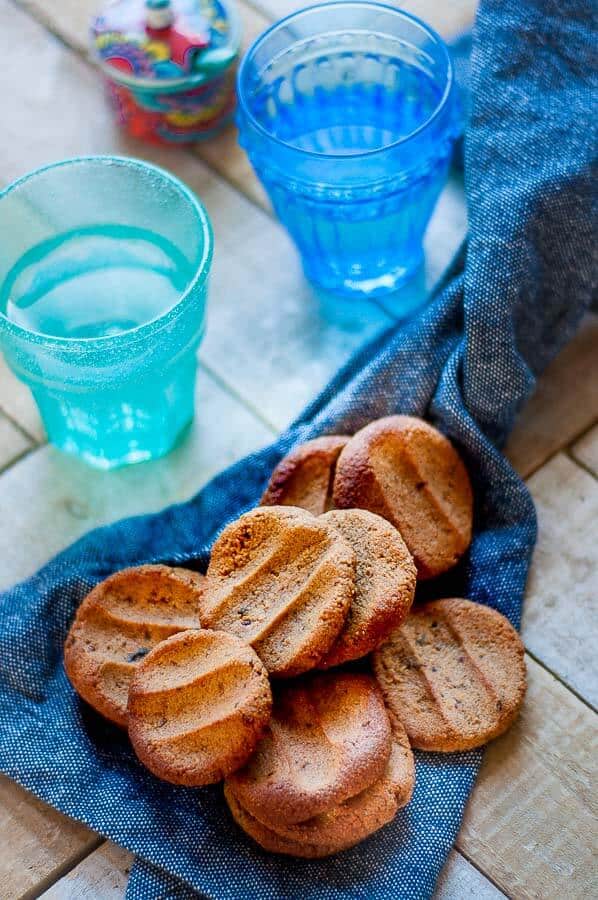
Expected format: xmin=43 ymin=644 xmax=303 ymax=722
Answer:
xmin=0 ymin=1 xmax=596 ymax=897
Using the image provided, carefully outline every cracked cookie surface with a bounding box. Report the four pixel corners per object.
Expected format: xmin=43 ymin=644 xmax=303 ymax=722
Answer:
xmin=261 ymin=436 xmax=349 ymax=516
xmin=128 ymin=629 xmax=272 ymax=786
xmin=199 ymin=506 xmax=356 ymax=677
xmin=225 ymin=671 xmax=391 ymax=827
xmin=333 ymin=416 xmax=473 ymax=579
xmin=373 ymin=598 xmax=526 ymax=751
xmin=224 ymin=709 xmax=413 ymax=858
xmin=64 ymin=565 xmax=205 ymax=727
xmin=318 ymin=509 xmax=416 ymax=667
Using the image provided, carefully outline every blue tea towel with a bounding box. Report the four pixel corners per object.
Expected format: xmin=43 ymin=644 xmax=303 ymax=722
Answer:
xmin=0 ymin=0 xmax=595 ymax=898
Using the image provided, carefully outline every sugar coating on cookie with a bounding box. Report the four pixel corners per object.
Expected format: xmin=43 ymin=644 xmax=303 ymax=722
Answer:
xmin=333 ymin=415 xmax=473 ymax=579
xmin=199 ymin=506 xmax=356 ymax=677
xmin=373 ymin=598 xmax=526 ymax=751
xmin=225 ymin=671 xmax=391 ymax=827
xmin=64 ymin=565 xmax=206 ymax=727
xmin=261 ymin=436 xmax=350 ymax=516
xmin=128 ymin=629 xmax=272 ymax=786
xmin=318 ymin=509 xmax=416 ymax=667
xmin=224 ymin=711 xmax=413 ymax=858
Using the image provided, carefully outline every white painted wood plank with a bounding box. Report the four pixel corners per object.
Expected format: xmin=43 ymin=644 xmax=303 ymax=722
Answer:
xmin=14 ymin=0 xmax=271 ymax=207
xmin=41 ymin=842 xmax=133 ymax=900
xmin=434 ymin=851 xmax=505 ymax=899
xmin=0 ymin=411 xmax=31 ymax=471
xmin=523 ymin=453 xmax=598 ymax=707
xmin=204 ymin=226 xmax=393 ymax=431
xmin=0 ymin=775 xmax=100 ymax=899
xmin=0 ymin=3 xmax=393 ymax=436
xmin=0 ymin=4 xmax=220 ymax=188
xmin=457 ymin=657 xmax=598 ymax=900
xmin=250 ymin=0 xmax=478 ymax=40
xmin=0 ymin=355 xmax=44 ymax=442
xmin=43 ymin=844 xmax=503 ymax=900
xmin=571 ymin=424 xmax=598 ymax=478
xmin=14 ymin=0 xmax=95 ymax=54
xmin=506 ymin=315 xmax=598 ymax=478
xmin=18 ymin=0 xmax=477 ymax=53
xmin=0 ymin=366 xmax=271 ymax=592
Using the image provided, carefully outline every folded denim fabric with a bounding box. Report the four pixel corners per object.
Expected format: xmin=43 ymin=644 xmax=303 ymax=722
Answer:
xmin=0 ymin=0 xmax=595 ymax=898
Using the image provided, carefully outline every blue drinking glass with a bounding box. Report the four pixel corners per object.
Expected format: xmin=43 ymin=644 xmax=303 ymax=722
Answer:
xmin=0 ymin=157 xmax=213 ymax=469
xmin=237 ymin=2 xmax=460 ymax=299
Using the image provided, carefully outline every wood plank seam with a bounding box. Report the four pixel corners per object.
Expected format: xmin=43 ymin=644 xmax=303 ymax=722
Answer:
xmin=518 ymin=416 xmax=598 ymax=482
xmin=0 ymin=405 xmax=40 ymax=447
xmin=568 ymin=423 xmax=598 ymax=478
xmin=568 ymin=418 xmax=598 ymax=451
xmin=455 ymin=655 xmax=598 ymax=900
xmin=32 ymin=839 xmax=108 ymax=900
xmin=565 ymin=448 xmax=598 ymax=483
xmin=523 ymin=648 xmax=597 ymax=717
xmin=31 ymin=829 xmax=499 ymax=899
xmin=242 ymin=0 xmax=275 ymax=22
xmin=452 ymin=846 xmax=510 ymax=898
xmin=35 ymin=842 xmax=507 ymax=899
xmin=7 ymin=0 xmax=85 ymax=55
xmin=20 ymin=835 xmax=104 ymax=900
xmin=0 ymin=442 xmax=35 ymax=478
xmin=200 ymin=361 xmax=278 ymax=435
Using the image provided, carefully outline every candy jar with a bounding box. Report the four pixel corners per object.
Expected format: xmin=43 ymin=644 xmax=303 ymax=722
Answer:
xmin=91 ymin=0 xmax=241 ymax=144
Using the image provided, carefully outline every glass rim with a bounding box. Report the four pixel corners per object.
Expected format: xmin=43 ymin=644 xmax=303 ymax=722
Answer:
xmin=237 ymin=0 xmax=455 ymax=161
xmin=0 ymin=155 xmax=213 ymax=351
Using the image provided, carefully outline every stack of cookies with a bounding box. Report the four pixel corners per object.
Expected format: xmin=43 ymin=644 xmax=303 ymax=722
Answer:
xmin=64 ymin=415 xmax=527 ymax=857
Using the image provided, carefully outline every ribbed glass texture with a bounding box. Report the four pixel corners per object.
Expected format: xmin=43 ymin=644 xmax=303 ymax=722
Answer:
xmin=237 ymin=2 xmax=459 ymax=297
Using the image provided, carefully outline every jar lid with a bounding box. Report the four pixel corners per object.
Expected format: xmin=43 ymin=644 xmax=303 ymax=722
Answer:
xmin=91 ymin=0 xmax=241 ymax=91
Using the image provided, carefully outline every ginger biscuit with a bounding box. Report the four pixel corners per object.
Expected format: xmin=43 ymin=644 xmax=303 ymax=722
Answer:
xmin=224 ymin=711 xmax=414 ymax=858
xmin=332 ymin=416 xmax=473 ymax=579
xmin=261 ymin=436 xmax=350 ymax=516
xmin=199 ymin=506 xmax=356 ymax=677
xmin=128 ymin=629 xmax=272 ymax=786
xmin=64 ymin=565 xmax=205 ymax=727
xmin=373 ymin=598 xmax=526 ymax=751
xmin=225 ymin=672 xmax=391 ymax=828
xmin=318 ymin=509 xmax=416 ymax=667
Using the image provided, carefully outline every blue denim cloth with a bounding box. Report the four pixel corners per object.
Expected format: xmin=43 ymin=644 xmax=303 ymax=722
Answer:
xmin=450 ymin=31 xmax=473 ymax=168
xmin=0 ymin=0 xmax=595 ymax=898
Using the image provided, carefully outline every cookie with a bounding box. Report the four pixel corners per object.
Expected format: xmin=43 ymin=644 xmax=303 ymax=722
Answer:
xmin=64 ymin=565 xmax=206 ymax=727
xmin=318 ymin=509 xmax=416 ymax=667
xmin=128 ymin=629 xmax=272 ymax=786
xmin=373 ymin=598 xmax=526 ymax=751
xmin=224 ymin=712 xmax=414 ymax=858
xmin=199 ymin=506 xmax=355 ymax=677
xmin=261 ymin=436 xmax=350 ymax=516
xmin=225 ymin=672 xmax=391 ymax=827
xmin=333 ymin=415 xmax=473 ymax=579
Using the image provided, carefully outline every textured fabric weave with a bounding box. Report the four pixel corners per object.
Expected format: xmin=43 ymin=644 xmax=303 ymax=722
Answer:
xmin=0 ymin=0 xmax=595 ymax=898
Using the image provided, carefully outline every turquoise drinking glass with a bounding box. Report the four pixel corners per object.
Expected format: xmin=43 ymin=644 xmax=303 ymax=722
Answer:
xmin=0 ymin=156 xmax=213 ymax=469
xmin=237 ymin=2 xmax=459 ymax=299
